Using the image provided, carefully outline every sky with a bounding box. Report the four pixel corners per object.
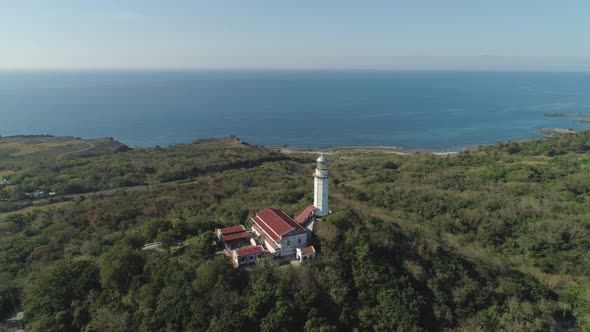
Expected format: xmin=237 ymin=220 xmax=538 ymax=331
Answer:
xmin=2 ymin=0 xmax=590 ymax=70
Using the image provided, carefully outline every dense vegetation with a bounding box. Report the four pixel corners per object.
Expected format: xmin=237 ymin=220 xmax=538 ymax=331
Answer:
xmin=0 ymin=136 xmax=285 ymax=213
xmin=0 ymin=133 xmax=589 ymax=331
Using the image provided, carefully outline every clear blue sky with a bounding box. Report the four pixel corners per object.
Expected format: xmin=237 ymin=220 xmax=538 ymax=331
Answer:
xmin=3 ymin=0 xmax=590 ymax=70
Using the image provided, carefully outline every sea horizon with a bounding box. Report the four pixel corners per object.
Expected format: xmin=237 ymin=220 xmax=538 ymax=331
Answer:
xmin=5 ymin=68 xmax=590 ymax=74
xmin=1 ymin=69 xmax=589 ymax=151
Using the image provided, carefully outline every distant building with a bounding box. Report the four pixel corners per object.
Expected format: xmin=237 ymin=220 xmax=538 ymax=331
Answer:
xmin=216 ymin=225 xmax=250 ymax=249
xmin=216 ymin=225 xmax=247 ymax=240
xmin=232 ymin=245 xmax=265 ymax=267
xmin=25 ymin=190 xmax=45 ymax=199
xmin=296 ymin=246 xmax=316 ymax=262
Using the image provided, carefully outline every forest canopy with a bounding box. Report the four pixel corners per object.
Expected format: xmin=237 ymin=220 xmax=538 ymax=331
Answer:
xmin=0 ymin=132 xmax=589 ymax=331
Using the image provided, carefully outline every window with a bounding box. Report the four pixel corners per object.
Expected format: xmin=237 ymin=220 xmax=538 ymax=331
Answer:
xmin=298 ymin=238 xmax=301 ymax=244
xmin=250 ymin=256 xmax=254 ymax=261
xmin=287 ymin=240 xmax=291 ymax=246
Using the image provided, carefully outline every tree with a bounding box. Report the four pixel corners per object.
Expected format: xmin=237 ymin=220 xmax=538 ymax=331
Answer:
xmin=186 ymin=232 xmax=215 ymax=261
xmin=99 ymin=245 xmax=144 ymax=293
xmin=23 ymin=260 xmax=99 ymax=332
xmin=141 ymin=219 xmax=170 ymax=241
xmin=359 ymin=288 xmax=424 ymax=332
xmin=304 ymin=317 xmax=338 ymax=332
xmin=157 ymin=230 xmax=176 ymax=250
xmin=260 ymin=300 xmax=296 ymax=332
xmin=561 ymin=284 xmax=588 ymax=321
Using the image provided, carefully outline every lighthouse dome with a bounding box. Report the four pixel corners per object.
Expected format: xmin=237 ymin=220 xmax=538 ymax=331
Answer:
xmin=316 ymin=154 xmax=328 ymax=171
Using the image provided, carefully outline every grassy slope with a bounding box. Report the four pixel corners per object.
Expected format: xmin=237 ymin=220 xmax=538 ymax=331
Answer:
xmin=0 ymin=136 xmax=125 ymax=158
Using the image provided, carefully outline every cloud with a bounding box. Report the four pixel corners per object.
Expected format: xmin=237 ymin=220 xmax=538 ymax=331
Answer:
xmin=106 ymin=13 xmax=142 ymax=20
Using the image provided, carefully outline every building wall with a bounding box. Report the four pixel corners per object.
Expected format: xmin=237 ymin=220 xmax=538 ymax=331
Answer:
xmin=314 ymin=175 xmax=329 ymax=216
xmin=278 ymin=232 xmax=308 ymax=256
xmin=265 ymin=239 xmax=279 ymax=255
xmin=305 ymin=220 xmax=315 ymax=233
xmin=252 ymin=222 xmax=309 ymax=256
xmin=296 ymin=252 xmax=315 ymax=262
xmin=233 ymin=251 xmax=263 ymax=266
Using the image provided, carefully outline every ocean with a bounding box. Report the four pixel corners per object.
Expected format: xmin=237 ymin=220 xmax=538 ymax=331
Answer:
xmin=1 ymin=70 xmax=589 ymax=151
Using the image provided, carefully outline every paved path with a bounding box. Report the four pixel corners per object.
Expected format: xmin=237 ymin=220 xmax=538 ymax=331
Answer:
xmin=141 ymin=242 xmax=162 ymax=251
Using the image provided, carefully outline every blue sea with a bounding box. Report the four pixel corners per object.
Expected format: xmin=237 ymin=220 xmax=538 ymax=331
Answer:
xmin=1 ymin=70 xmax=590 ymax=151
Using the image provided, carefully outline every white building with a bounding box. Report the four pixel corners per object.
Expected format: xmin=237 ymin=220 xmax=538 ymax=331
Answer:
xmin=296 ymin=246 xmax=316 ymax=262
xmin=251 ymin=155 xmax=330 ymax=257
xmin=251 ymin=208 xmax=308 ymax=256
xmin=232 ymin=245 xmax=265 ymax=267
xmin=221 ymin=154 xmax=329 ymax=266
xmin=295 ymin=154 xmax=330 ymax=232
xmin=313 ymin=154 xmax=329 ymax=217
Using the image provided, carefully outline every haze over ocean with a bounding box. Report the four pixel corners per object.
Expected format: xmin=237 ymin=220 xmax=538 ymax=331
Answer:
xmin=1 ymin=70 xmax=589 ymax=151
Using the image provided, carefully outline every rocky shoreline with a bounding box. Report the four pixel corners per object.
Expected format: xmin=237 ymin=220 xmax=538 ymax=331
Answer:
xmin=536 ymin=127 xmax=577 ymax=136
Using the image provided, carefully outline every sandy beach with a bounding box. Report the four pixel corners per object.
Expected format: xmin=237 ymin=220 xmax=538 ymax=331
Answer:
xmin=273 ymin=146 xmax=459 ymax=156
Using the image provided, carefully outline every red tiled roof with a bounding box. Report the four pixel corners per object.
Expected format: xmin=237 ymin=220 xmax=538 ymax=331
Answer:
xmin=236 ymin=245 xmax=264 ymax=256
xmin=299 ymin=246 xmax=315 ymax=255
xmin=252 ymin=208 xmax=305 ymax=241
xmin=219 ymin=225 xmax=245 ymax=235
xmin=222 ymin=231 xmax=249 ymax=242
xmin=295 ymin=205 xmax=316 ymax=224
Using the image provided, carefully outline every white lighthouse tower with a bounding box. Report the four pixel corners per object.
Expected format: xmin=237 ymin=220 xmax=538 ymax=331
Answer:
xmin=313 ymin=154 xmax=329 ymax=216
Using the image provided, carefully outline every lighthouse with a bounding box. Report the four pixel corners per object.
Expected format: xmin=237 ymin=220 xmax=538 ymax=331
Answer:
xmin=313 ymin=154 xmax=329 ymax=216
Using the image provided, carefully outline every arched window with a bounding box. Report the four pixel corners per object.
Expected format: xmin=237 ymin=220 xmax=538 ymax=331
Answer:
xmin=298 ymin=238 xmax=301 ymax=244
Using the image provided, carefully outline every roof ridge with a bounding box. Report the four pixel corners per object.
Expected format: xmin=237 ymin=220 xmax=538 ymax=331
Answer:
xmin=253 ymin=207 xmax=306 ymax=242
xmin=254 ymin=214 xmax=281 ymax=239
xmin=269 ymin=208 xmax=296 ymax=233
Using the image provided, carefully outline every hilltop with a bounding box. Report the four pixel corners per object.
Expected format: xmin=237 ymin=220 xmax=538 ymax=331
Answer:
xmin=0 ymin=135 xmax=129 ymax=160
xmin=0 ymin=133 xmax=589 ymax=331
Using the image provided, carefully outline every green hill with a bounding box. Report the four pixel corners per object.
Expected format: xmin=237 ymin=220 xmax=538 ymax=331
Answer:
xmin=0 ymin=133 xmax=589 ymax=331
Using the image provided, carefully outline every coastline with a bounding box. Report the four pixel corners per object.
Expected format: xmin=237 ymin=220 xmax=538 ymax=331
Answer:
xmin=267 ymin=128 xmax=589 ymax=156
xmin=3 ymin=70 xmax=590 ymax=158
xmin=3 ymin=128 xmax=586 ymax=157
xmin=271 ymin=145 xmax=459 ymax=156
